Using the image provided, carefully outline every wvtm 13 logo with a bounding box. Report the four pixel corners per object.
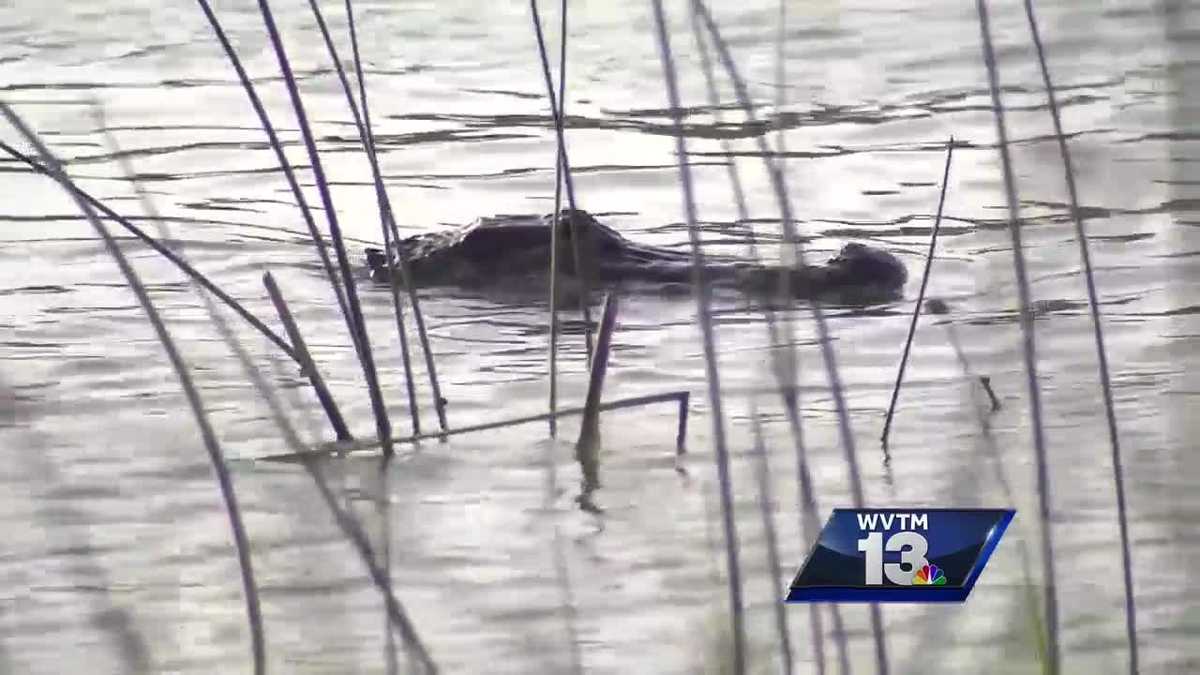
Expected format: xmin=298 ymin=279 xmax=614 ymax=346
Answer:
xmin=785 ymin=508 xmax=1015 ymax=603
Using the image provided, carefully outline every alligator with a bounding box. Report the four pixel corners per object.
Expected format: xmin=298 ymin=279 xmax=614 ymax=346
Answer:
xmin=363 ymin=209 xmax=907 ymax=301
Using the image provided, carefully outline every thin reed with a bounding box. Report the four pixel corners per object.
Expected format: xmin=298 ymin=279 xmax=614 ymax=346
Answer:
xmin=749 ymin=406 xmax=794 ymax=675
xmin=687 ymin=12 xmax=845 ymax=672
xmin=577 ymin=292 xmax=620 ymax=452
xmin=530 ymin=0 xmax=595 ymax=360
xmin=296 ymin=7 xmax=423 ymax=661
xmin=926 ymin=298 xmax=1050 ymax=667
xmin=293 ymin=390 xmax=692 ymax=460
xmin=1022 ymin=1 xmax=1138 ymax=670
xmin=0 ymin=103 xmax=267 ymax=674
xmin=193 ymin=0 xmax=353 ymax=341
xmin=254 ymin=0 xmax=394 ymax=459
xmin=322 ymin=0 xmax=449 ymax=437
xmin=881 ymin=139 xmax=956 ymax=447
xmin=340 ymin=0 xmax=422 ymax=442
xmin=648 ymin=1 xmax=746 ymax=672
xmin=0 ymin=142 xmax=299 ymax=362
xmin=547 ymin=0 xmax=570 ymax=437
xmin=239 ymin=12 xmax=406 ymax=665
xmin=576 ymin=291 xmax=620 ymax=511
xmin=219 ymin=270 xmax=438 ymax=674
xmin=974 ymin=0 xmax=1059 ymax=670
xmin=689 ymin=2 xmax=889 ymax=671
xmin=263 ymin=272 xmax=354 ymax=441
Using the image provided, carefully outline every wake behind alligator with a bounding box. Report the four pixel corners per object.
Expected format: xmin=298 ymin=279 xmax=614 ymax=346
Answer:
xmin=364 ymin=209 xmax=907 ymax=302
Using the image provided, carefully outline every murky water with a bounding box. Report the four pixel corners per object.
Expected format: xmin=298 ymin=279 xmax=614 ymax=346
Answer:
xmin=1 ymin=0 xmax=1198 ymax=673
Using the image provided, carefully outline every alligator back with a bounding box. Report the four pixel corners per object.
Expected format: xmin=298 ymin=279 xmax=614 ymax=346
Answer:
xmin=369 ymin=210 xmax=695 ymax=285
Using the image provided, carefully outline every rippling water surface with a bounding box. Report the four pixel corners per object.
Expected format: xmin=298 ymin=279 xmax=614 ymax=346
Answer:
xmin=2 ymin=0 xmax=1199 ymax=673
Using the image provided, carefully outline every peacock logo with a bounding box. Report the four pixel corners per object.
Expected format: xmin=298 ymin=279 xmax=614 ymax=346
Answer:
xmin=913 ymin=563 xmax=947 ymax=586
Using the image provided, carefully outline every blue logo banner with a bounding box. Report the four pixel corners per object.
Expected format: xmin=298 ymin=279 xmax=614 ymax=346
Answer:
xmin=786 ymin=508 xmax=1015 ymax=603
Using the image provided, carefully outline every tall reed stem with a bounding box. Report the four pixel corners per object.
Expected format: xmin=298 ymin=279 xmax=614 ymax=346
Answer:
xmin=974 ymin=1 xmax=1058 ymax=671
xmin=577 ymin=293 xmax=620 ymax=452
xmin=687 ymin=15 xmax=845 ymax=673
xmin=750 ymin=407 xmax=794 ymax=675
xmin=648 ymin=2 xmax=745 ymax=672
xmin=253 ymin=0 xmax=394 ymax=458
xmin=263 ymin=273 xmax=354 ymax=439
xmin=0 ymin=141 xmax=301 ymax=363
xmin=194 ymin=0 xmax=354 ymax=347
xmin=1 ymin=103 xmax=266 ymax=675
xmin=294 ymin=5 xmax=407 ymax=666
xmin=318 ymin=0 xmax=447 ymax=437
xmin=576 ymin=292 xmax=620 ymax=512
xmin=217 ymin=274 xmax=437 ymax=674
xmin=530 ymin=0 xmax=594 ymax=362
xmin=690 ymin=3 xmax=888 ymax=671
xmin=547 ymin=0 xmax=570 ymax=437
xmin=336 ymin=7 xmax=403 ymax=668
xmin=881 ymin=139 xmax=955 ymax=447
xmin=1023 ymin=1 xmax=1136 ymax=670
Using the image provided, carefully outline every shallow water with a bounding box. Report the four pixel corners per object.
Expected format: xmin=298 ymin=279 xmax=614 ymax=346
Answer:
xmin=1 ymin=0 xmax=1198 ymax=673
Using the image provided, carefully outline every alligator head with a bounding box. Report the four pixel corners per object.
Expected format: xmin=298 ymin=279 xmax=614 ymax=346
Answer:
xmin=822 ymin=241 xmax=908 ymax=288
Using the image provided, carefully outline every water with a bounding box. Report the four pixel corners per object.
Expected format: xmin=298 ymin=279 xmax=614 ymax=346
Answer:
xmin=1 ymin=0 xmax=1198 ymax=672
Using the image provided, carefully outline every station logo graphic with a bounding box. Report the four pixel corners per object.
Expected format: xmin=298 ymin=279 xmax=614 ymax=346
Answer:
xmin=786 ymin=508 xmax=1014 ymax=603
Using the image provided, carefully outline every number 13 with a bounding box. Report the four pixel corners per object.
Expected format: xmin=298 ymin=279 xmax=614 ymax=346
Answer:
xmin=857 ymin=531 xmax=929 ymax=585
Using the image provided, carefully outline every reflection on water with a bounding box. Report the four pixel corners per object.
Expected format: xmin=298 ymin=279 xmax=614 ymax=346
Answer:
xmin=1 ymin=0 xmax=1199 ymax=672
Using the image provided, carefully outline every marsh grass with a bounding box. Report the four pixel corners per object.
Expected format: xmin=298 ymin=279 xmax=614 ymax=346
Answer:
xmin=253 ymin=0 xmax=396 ymax=465
xmin=259 ymin=273 xmax=428 ymax=673
xmin=0 ymin=0 xmax=1146 ymax=672
xmin=296 ymin=7 xmax=429 ymax=663
xmin=922 ymin=296 xmax=1050 ymax=669
xmin=234 ymin=9 xmax=408 ymax=670
xmin=926 ymin=299 xmax=1002 ymax=415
